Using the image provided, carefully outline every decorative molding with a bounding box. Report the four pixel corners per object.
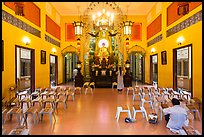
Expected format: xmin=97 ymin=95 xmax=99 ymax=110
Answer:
xmin=147 ymin=34 xmax=162 ymax=47
xmin=166 ymin=10 xmax=202 ymax=37
xmin=2 ymin=9 xmax=41 ymax=38
xmin=45 ymin=34 xmax=60 ymax=47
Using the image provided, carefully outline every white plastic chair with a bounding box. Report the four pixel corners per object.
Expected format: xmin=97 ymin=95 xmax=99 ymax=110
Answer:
xmin=115 ymin=105 xmax=132 ymax=122
xmin=132 ymin=99 xmax=148 ymax=121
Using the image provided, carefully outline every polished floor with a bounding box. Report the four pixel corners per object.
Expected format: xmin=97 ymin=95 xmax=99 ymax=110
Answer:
xmin=2 ymin=82 xmax=202 ymax=135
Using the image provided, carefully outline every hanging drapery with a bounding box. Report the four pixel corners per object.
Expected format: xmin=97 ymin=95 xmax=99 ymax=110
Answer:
xmin=131 ymin=23 xmax=142 ymax=41
xmin=65 ymin=23 xmax=76 ymax=41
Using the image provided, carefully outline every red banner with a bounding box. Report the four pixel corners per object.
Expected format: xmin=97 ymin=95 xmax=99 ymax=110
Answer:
xmin=65 ymin=23 xmax=76 ymax=41
xmin=131 ymin=23 xmax=142 ymax=41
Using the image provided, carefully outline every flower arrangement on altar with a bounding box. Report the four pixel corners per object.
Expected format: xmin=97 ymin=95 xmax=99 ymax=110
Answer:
xmin=108 ymin=64 xmax=114 ymax=69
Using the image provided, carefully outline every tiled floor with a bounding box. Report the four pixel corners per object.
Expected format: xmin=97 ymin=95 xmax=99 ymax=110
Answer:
xmin=2 ymin=82 xmax=202 ymax=135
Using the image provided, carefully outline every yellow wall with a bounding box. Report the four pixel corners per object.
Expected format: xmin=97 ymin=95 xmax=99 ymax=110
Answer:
xmin=2 ymin=2 xmax=63 ymax=98
xmin=145 ymin=2 xmax=202 ymax=101
xmin=2 ymin=2 xmax=202 ymax=101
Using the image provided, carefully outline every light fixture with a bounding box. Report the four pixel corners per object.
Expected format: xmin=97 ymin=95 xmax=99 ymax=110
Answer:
xmin=22 ymin=37 xmax=30 ymax=45
xmin=73 ymin=21 xmax=83 ymax=36
xmin=77 ymin=38 xmax=80 ymax=53
xmin=126 ymin=37 xmax=130 ymax=47
xmin=151 ymin=47 xmax=156 ymax=53
xmin=92 ymin=8 xmax=114 ymax=30
xmin=14 ymin=2 xmax=24 ymax=16
xmin=123 ymin=5 xmax=134 ymax=35
xmin=177 ymin=36 xmax=184 ymax=45
xmin=73 ymin=6 xmax=83 ymax=36
xmin=84 ymin=2 xmax=124 ymax=34
xmin=77 ymin=38 xmax=81 ymax=47
xmin=52 ymin=48 xmax=56 ymax=53
xmin=123 ymin=21 xmax=134 ymax=35
xmin=125 ymin=60 xmax=130 ymax=69
xmin=76 ymin=60 xmax=82 ymax=69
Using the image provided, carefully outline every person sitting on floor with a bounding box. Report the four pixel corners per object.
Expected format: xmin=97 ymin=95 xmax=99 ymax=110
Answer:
xmin=163 ymin=98 xmax=189 ymax=133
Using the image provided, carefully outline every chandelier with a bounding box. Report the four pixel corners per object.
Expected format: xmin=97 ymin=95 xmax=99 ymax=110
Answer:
xmin=83 ymin=2 xmax=124 ymax=32
xmin=92 ymin=9 xmax=114 ymax=30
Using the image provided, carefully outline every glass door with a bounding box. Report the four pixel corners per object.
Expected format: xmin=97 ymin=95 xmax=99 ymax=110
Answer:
xmin=16 ymin=46 xmax=35 ymax=93
xmin=50 ymin=55 xmax=58 ymax=87
xmin=150 ymin=54 xmax=158 ymax=84
xmin=174 ymin=45 xmax=192 ymax=95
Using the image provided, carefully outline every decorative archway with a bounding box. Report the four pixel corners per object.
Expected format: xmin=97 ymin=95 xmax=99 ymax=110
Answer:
xmin=127 ymin=44 xmax=146 ymax=56
xmin=128 ymin=45 xmax=146 ymax=83
xmin=61 ymin=45 xmax=79 ymax=56
xmin=61 ymin=45 xmax=79 ymax=83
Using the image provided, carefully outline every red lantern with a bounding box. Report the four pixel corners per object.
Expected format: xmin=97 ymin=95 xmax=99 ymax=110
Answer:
xmin=77 ymin=42 xmax=80 ymax=47
xmin=126 ymin=42 xmax=129 ymax=46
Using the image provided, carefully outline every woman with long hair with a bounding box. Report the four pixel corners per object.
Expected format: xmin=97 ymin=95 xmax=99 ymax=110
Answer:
xmin=117 ymin=67 xmax=124 ymax=93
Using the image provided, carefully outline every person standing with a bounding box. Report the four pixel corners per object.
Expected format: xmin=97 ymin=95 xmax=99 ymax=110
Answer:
xmin=73 ymin=68 xmax=78 ymax=82
xmin=117 ymin=67 xmax=124 ymax=93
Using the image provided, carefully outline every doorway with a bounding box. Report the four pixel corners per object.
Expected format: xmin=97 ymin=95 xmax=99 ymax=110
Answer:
xmin=50 ymin=54 xmax=58 ymax=87
xmin=15 ymin=46 xmax=35 ymax=93
xmin=130 ymin=52 xmax=144 ymax=83
xmin=150 ymin=54 xmax=158 ymax=84
xmin=64 ymin=52 xmax=78 ymax=83
xmin=173 ymin=45 xmax=192 ymax=96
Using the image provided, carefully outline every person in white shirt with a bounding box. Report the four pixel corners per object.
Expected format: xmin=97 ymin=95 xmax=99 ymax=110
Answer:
xmin=73 ymin=68 xmax=78 ymax=81
xmin=117 ymin=67 xmax=124 ymax=93
xmin=163 ymin=98 xmax=189 ymax=133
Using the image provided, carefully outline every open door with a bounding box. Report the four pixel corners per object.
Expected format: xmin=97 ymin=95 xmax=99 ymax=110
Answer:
xmin=173 ymin=44 xmax=192 ymax=97
xmin=15 ymin=45 xmax=35 ymax=93
xmin=50 ymin=54 xmax=58 ymax=86
xmin=150 ymin=54 xmax=158 ymax=85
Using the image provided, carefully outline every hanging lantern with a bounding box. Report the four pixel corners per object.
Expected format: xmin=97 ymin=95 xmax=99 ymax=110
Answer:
xmin=77 ymin=38 xmax=81 ymax=47
xmin=123 ymin=21 xmax=133 ymax=35
xmin=126 ymin=42 xmax=129 ymax=46
xmin=14 ymin=2 xmax=25 ymax=16
xmin=73 ymin=21 xmax=83 ymax=36
xmin=125 ymin=60 xmax=130 ymax=69
xmin=126 ymin=37 xmax=130 ymax=46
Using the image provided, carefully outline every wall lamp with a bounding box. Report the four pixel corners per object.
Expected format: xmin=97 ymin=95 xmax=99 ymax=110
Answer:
xmin=177 ymin=36 xmax=184 ymax=45
xmin=22 ymin=37 xmax=30 ymax=45
xmin=52 ymin=48 xmax=57 ymax=54
xmin=151 ymin=47 xmax=156 ymax=53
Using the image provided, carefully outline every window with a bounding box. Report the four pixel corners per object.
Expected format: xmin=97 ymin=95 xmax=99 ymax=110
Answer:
xmin=20 ymin=59 xmax=31 ymax=76
xmin=177 ymin=61 xmax=182 ymax=76
xmin=183 ymin=59 xmax=189 ymax=76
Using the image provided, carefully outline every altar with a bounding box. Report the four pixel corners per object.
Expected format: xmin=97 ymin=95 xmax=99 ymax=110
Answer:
xmin=90 ymin=68 xmax=117 ymax=88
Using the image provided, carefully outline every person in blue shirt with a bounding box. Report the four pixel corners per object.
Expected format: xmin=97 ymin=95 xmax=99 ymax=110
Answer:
xmin=163 ymin=98 xmax=189 ymax=133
